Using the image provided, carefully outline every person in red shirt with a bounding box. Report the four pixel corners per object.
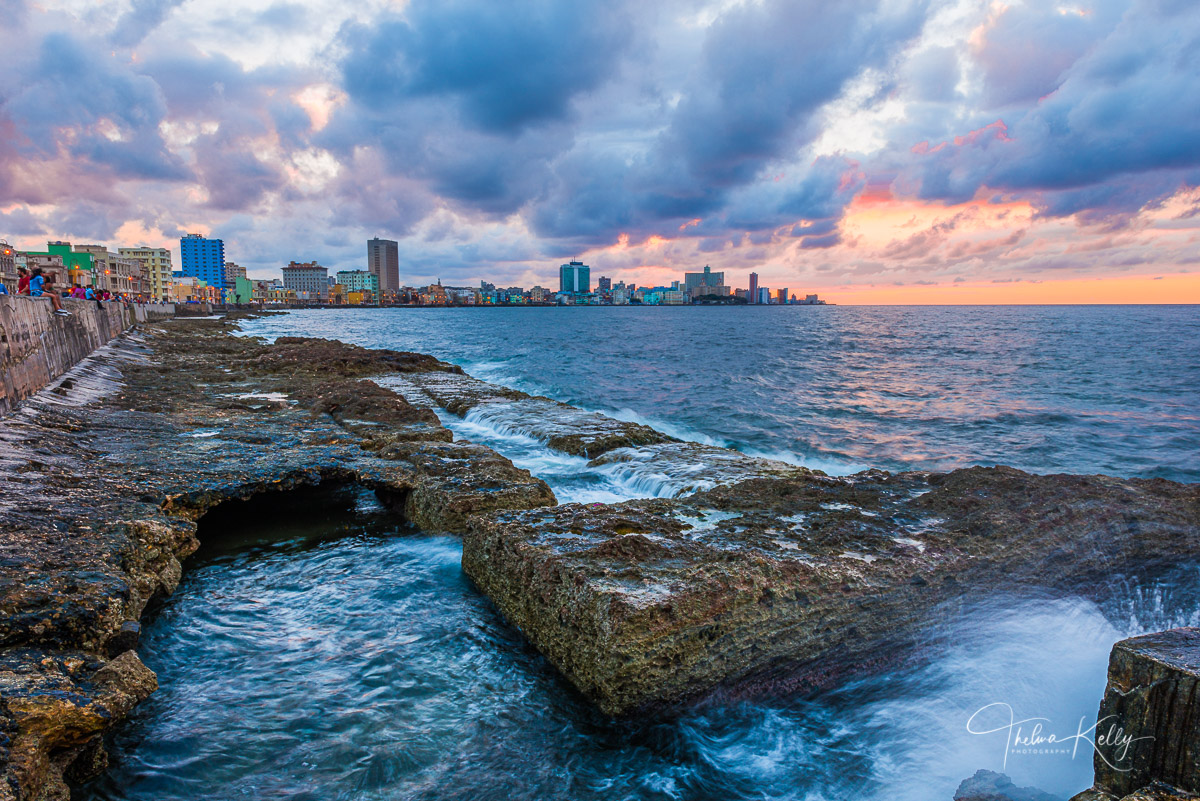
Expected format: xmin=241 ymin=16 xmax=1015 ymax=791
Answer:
xmin=16 ymin=267 xmax=30 ymax=295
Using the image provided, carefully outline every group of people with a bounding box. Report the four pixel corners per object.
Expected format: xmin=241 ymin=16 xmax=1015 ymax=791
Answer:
xmin=1 ymin=266 xmax=148 ymax=315
xmin=0 ymin=266 xmax=70 ymax=315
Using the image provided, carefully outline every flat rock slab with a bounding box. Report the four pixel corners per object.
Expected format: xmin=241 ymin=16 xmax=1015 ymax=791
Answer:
xmin=464 ymin=467 xmax=1200 ymax=717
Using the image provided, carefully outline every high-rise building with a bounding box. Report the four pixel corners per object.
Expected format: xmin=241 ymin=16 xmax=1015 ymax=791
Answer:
xmin=180 ymin=234 xmax=225 ymax=295
xmin=367 ymin=238 xmax=399 ymax=294
xmin=757 ymin=286 xmax=771 ymax=305
xmin=597 ymin=276 xmax=611 ymax=291
xmin=776 ymin=288 xmax=789 ymax=305
xmin=119 ymin=247 xmax=173 ymax=301
xmin=282 ymin=261 xmax=329 ymax=301
xmin=559 ymin=260 xmax=590 ymax=294
xmin=748 ymin=272 xmax=759 ymax=304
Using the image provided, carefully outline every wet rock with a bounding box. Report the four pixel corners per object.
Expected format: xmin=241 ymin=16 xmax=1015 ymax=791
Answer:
xmin=293 ymin=379 xmax=451 ymax=443
xmin=464 ymin=467 xmax=1200 ymax=716
xmin=385 ymin=371 xmax=530 ymax=417
xmin=0 ymin=648 xmax=156 ymax=800
xmin=0 ymin=318 xmax=557 ymax=798
xmin=106 ymin=621 xmax=141 ymax=657
xmin=372 ymin=440 xmax=557 ymax=531
xmin=955 ymin=770 xmax=1062 ymax=800
xmin=1069 ymin=629 xmax=1200 ymax=801
xmin=388 ymin=372 xmax=675 ymax=457
xmin=255 ymin=336 xmax=463 ymax=376
xmin=588 ymin=442 xmax=801 ymax=496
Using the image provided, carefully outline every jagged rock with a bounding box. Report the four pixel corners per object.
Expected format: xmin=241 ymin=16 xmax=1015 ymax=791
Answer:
xmin=293 ymin=378 xmax=451 ymax=443
xmin=464 ymin=467 xmax=1200 ymax=716
xmin=1070 ymin=629 xmax=1200 ymax=801
xmin=0 ymin=649 xmax=156 ymax=800
xmin=955 ymin=769 xmax=1062 ymax=800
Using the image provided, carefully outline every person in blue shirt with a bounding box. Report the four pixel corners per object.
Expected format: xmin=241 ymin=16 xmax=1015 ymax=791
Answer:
xmin=29 ymin=268 xmax=69 ymax=315
xmin=0 ymin=282 xmax=8 ymax=295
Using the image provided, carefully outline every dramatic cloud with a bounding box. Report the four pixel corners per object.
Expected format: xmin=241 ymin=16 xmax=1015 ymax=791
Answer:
xmin=0 ymin=0 xmax=1196 ymax=296
xmin=898 ymin=0 xmax=1200 ymax=222
xmin=340 ymin=0 xmax=633 ymax=134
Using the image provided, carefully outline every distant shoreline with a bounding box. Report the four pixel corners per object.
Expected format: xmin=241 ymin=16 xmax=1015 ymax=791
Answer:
xmin=225 ymin=302 xmax=835 ymax=310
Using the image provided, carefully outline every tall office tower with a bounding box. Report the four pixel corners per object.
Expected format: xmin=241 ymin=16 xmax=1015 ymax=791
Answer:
xmin=597 ymin=276 xmax=611 ymax=291
xmin=559 ymin=260 xmax=591 ymax=293
xmin=748 ymin=272 xmax=759 ymax=304
xmin=180 ymin=234 xmax=225 ymax=291
xmin=367 ymin=238 xmax=400 ymax=293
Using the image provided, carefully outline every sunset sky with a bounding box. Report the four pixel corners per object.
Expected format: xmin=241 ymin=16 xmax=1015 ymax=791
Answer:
xmin=1 ymin=0 xmax=1198 ymax=302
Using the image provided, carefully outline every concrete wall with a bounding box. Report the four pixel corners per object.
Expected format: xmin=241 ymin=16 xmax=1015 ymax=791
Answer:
xmin=0 ymin=296 xmax=175 ymax=415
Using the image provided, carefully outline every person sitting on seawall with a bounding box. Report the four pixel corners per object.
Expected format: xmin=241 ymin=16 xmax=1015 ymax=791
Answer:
xmin=0 ymin=281 xmax=7 ymax=294
xmin=70 ymin=285 xmax=87 ymax=299
xmin=16 ymin=267 xmax=30 ymax=295
xmin=29 ymin=268 xmax=70 ymax=316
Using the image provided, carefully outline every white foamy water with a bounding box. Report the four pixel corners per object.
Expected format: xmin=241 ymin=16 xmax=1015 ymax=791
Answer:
xmin=440 ymin=408 xmax=676 ymax=504
xmin=207 ymin=307 xmax=1200 ymax=801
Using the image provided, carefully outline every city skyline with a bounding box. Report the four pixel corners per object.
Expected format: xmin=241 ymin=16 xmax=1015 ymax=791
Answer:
xmin=0 ymin=1 xmax=1198 ymax=303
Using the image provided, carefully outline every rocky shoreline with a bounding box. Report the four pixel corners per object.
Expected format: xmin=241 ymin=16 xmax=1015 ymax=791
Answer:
xmin=0 ymin=315 xmax=1197 ymax=800
xmin=0 ymin=317 xmax=555 ymax=800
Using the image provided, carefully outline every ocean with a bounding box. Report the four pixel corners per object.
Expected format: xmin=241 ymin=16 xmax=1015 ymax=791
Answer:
xmin=84 ymin=305 xmax=1200 ymax=801
xmin=242 ymin=304 xmax=1200 ymax=483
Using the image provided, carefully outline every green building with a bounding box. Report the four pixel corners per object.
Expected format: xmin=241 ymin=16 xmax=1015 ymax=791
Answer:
xmin=233 ymin=276 xmax=255 ymax=304
xmin=21 ymin=242 xmax=96 ymax=287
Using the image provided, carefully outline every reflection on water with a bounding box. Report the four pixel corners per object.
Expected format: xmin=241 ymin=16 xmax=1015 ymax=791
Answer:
xmin=239 ymin=305 xmax=1200 ymax=483
xmin=83 ymin=500 xmax=1200 ymax=801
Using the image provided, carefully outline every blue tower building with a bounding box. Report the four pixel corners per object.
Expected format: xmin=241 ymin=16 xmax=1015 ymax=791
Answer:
xmin=180 ymin=233 xmax=225 ymax=292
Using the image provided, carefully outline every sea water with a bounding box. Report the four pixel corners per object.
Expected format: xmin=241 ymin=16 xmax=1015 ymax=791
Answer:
xmin=239 ymin=305 xmax=1200 ymax=483
xmin=84 ymin=305 xmax=1200 ymax=800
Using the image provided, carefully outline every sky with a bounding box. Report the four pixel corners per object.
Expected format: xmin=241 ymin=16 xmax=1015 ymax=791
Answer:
xmin=1 ymin=0 xmax=1198 ymax=302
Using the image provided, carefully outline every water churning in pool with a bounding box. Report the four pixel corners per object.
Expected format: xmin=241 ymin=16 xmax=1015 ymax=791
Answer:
xmin=83 ymin=488 xmax=1200 ymax=801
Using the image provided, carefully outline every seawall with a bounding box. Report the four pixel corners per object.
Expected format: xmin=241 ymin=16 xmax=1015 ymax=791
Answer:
xmin=0 ymin=296 xmax=175 ymax=415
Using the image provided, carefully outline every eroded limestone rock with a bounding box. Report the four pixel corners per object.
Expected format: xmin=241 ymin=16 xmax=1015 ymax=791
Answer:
xmin=0 ymin=318 xmax=557 ymax=799
xmin=0 ymin=649 xmax=157 ymax=800
xmin=1070 ymin=629 xmax=1200 ymax=801
xmin=464 ymin=467 xmax=1200 ymax=717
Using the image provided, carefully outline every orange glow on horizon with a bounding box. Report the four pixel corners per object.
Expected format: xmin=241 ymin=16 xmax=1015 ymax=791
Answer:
xmin=832 ymin=273 xmax=1200 ymax=305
